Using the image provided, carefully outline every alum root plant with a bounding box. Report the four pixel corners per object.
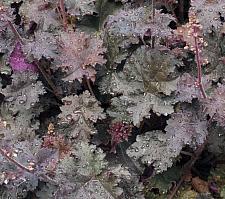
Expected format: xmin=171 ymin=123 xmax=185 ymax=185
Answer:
xmin=0 ymin=0 xmax=225 ymax=198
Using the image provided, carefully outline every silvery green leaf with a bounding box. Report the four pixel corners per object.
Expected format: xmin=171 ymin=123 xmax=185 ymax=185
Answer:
xmin=72 ymin=142 xmax=108 ymax=176
xmin=0 ymin=71 xmax=46 ymax=113
xmin=105 ymin=7 xmax=174 ymax=47
xmin=72 ymin=179 xmax=115 ymax=199
xmin=190 ymin=0 xmax=225 ymax=33
xmin=65 ymin=0 xmax=97 ymax=17
xmin=59 ymin=91 xmax=106 ymax=123
xmin=127 ymin=130 xmax=181 ymax=172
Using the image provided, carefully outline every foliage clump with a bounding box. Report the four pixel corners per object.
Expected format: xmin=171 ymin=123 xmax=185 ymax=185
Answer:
xmin=0 ymin=0 xmax=225 ymax=198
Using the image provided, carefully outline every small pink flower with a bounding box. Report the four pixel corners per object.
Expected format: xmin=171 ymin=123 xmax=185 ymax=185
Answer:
xmin=9 ymin=42 xmax=37 ymax=72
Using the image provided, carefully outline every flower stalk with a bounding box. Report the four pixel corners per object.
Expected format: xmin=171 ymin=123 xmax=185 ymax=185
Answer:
xmin=59 ymin=0 xmax=68 ymax=31
xmin=194 ymin=33 xmax=207 ymax=99
xmin=0 ymin=148 xmax=34 ymax=173
xmin=8 ymin=20 xmax=24 ymax=44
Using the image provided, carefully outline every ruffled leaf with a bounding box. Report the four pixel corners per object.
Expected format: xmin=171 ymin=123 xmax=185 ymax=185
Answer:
xmin=105 ymin=7 xmax=174 ymax=47
xmin=22 ymin=31 xmax=58 ymax=61
xmin=20 ymin=0 xmax=60 ymax=31
xmin=165 ymin=110 xmax=208 ymax=149
xmin=190 ymin=0 xmax=225 ymax=33
xmin=202 ymin=84 xmax=225 ymax=126
xmin=72 ymin=142 xmax=108 ymax=176
xmin=65 ymin=0 xmax=97 ymax=17
xmin=57 ymin=31 xmax=106 ymax=82
xmin=9 ymin=42 xmax=37 ymax=72
xmin=0 ymin=71 xmax=46 ymax=113
xmin=127 ymin=130 xmax=181 ymax=172
xmin=58 ymin=91 xmax=106 ymax=140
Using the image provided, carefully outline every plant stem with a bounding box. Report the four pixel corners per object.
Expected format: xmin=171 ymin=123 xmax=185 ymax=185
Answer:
xmin=97 ymin=0 xmax=106 ymax=30
xmin=152 ymin=0 xmax=155 ymax=19
xmin=86 ymin=77 xmax=95 ymax=96
xmin=180 ymin=150 xmax=193 ymax=156
xmin=168 ymin=138 xmax=208 ymax=199
xmin=178 ymin=0 xmax=184 ymax=23
xmin=0 ymin=147 xmax=58 ymax=185
xmin=151 ymin=0 xmax=155 ymax=49
xmin=34 ymin=61 xmax=62 ymax=100
xmin=0 ymin=148 xmax=34 ymax=173
xmin=59 ymin=0 xmax=67 ymax=31
xmin=7 ymin=20 xmax=24 ymax=44
xmin=168 ymin=177 xmax=184 ymax=199
xmin=39 ymin=173 xmax=58 ymax=185
xmin=194 ymin=33 xmax=207 ymax=99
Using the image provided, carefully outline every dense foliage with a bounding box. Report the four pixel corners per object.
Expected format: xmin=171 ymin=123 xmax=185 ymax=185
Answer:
xmin=0 ymin=0 xmax=225 ymax=198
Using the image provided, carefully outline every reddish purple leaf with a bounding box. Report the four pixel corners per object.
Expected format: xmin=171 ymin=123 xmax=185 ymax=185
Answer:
xmin=9 ymin=42 xmax=37 ymax=72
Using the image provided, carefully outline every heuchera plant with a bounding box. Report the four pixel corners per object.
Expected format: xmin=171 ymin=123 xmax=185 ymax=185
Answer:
xmin=0 ymin=0 xmax=225 ymax=198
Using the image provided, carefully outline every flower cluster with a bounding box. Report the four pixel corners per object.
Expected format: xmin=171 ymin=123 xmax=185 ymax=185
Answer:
xmin=108 ymin=122 xmax=132 ymax=153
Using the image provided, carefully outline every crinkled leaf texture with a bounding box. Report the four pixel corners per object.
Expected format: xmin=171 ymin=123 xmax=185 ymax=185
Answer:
xmin=190 ymin=0 xmax=225 ymax=33
xmin=0 ymin=71 xmax=46 ymax=113
xmin=0 ymin=71 xmax=45 ymax=141
xmin=59 ymin=90 xmax=106 ymax=123
xmin=0 ymin=28 xmax=15 ymax=55
xmin=1 ymin=0 xmax=224 ymax=198
xmin=53 ymin=142 xmax=142 ymax=199
xmin=165 ymin=110 xmax=208 ymax=150
xmin=22 ymin=31 xmax=58 ymax=61
xmin=0 ymin=107 xmax=40 ymax=141
xmin=127 ymin=130 xmax=181 ymax=173
xmin=71 ymin=179 xmax=115 ymax=199
xmin=58 ymin=91 xmax=106 ymax=140
xmin=53 ymin=142 xmax=118 ymax=198
xmin=0 ymin=5 xmax=13 ymax=31
xmin=105 ymin=7 xmax=174 ymax=47
xmin=202 ymin=84 xmax=225 ymax=126
xmin=0 ymin=2 xmax=20 ymax=53
xmin=104 ymin=46 xmax=180 ymax=126
xmin=176 ymin=73 xmax=202 ymax=102
xmin=111 ymin=46 xmax=181 ymax=96
xmin=0 ymin=7 xmax=15 ymax=56
xmin=72 ymin=141 xmax=108 ymax=176
xmin=0 ymin=140 xmax=58 ymax=198
xmin=57 ymin=31 xmax=106 ymax=82
xmin=176 ymin=73 xmax=212 ymax=103
xmin=106 ymin=96 xmax=134 ymax=123
xmin=127 ymin=109 xmax=208 ymax=172
xmin=20 ymin=0 xmax=60 ymax=30
xmin=65 ymin=0 xmax=97 ymax=17
xmin=108 ymin=94 xmax=174 ymax=126
xmin=131 ymin=47 xmax=181 ymax=95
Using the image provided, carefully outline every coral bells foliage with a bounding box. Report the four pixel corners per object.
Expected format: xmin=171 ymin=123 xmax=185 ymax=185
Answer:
xmin=0 ymin=5 xmax=12 ymax=30
xmin=202 ymin=84 xmax=225 ymax=126
xmin=108 ymin=122 xmax=132 ymax=153
xmin=1 ymin=0 xmax=225 ymax=198
xmin=190 ymin=0 xmax=225 ymax=33
xmin=58 ymin=31 xmax=106 ymax=82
